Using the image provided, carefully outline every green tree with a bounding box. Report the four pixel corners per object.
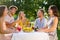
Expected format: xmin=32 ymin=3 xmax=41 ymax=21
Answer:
xmin=0 ymin=0 xmax=60 ymax=21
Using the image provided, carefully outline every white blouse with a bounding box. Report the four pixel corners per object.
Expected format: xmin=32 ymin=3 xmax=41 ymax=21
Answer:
xmin=47 ymin=16 xmax=57 ymax=36
xmin=5 ymin=14 xmax=14 ymax=23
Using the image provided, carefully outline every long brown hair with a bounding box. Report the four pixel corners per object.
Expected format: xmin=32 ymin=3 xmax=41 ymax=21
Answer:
xmin=49 ymin=5 xmax=59 ymax=17
xmin=0 ymin=5 xmax=7 ymax=17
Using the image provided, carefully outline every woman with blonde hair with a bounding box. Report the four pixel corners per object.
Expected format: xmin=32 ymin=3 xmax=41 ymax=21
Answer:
xmin=17 ymin=11 xmax=30 ymax=28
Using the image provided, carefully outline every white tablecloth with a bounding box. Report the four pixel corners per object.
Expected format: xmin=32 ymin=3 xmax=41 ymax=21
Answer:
xmin=11 ymin=32 xmax=49 ymax=40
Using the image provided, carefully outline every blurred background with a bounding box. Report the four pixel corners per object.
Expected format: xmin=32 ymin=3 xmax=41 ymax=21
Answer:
xmin=0 ymin=0 xmax=60 ymax=40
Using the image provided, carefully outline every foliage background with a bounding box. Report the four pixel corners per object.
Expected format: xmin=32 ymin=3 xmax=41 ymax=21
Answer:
xmin=0 ymin=0 xmax=60 ymax=40
xmin=0 ymin=0 xmax=60 ymax=21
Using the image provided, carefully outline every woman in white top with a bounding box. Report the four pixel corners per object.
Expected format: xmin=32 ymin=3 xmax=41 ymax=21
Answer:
xmin=0 ymin=5 xmax=17 ymax=40
xmin=38 ymin=5 xmax=59 ymax=40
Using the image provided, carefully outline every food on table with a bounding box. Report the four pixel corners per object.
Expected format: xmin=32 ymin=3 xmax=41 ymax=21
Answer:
xmin=22 ymin=26 xmax=33 ymax=32
xmin=16 ymin=26 xmax=21 ymax=31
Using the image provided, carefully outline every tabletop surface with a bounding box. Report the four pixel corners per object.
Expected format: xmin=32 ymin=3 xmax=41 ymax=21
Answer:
xmin=11 ymin=32 xmax=49 ymax=40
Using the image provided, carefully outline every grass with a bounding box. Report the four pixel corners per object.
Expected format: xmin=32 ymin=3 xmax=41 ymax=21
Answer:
xmin=58 ymin=21 xmax=60 ymax=40
xmin=57 ymin=30 xmax=60 ymax=40
xmin=57 ymin=26 xmax=60 ymax=40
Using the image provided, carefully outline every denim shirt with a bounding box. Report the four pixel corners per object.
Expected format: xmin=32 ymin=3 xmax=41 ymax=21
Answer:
xmin=34 ymin=18 xmax=47 ymax=29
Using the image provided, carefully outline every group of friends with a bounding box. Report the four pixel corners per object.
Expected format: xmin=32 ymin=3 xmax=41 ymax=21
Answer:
xmin=0 ymin=5 xmax=59 ymax=40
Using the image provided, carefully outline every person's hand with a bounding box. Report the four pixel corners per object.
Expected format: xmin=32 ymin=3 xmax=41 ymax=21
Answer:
xmin=16 ymin=20 xmax=20 ymax=23
xmin=37 ymin=29 xmax=44 ymax=32
xmin=32 ymin=27 xmax=35 ymax=30
xmin=15 ymin=30 xmax=20 ymax=33
xmin=37 ymin=30 xmax=41 ymax=32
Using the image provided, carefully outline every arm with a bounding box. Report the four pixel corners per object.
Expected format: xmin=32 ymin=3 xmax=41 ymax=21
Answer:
xmin=6 ymin=20 xmax=20 ymax=28
xmin=11 ymin=20 xmax=20 ymax=26
xmin=0 ymin=28 xmax=16 ymax=34
xmin=38 ymin=17 xmax=58 ymax=33
xmin=0 ymin=23 xmax=16 ymax=34
xmin=5 ymin=22 xmax=12 ymax=28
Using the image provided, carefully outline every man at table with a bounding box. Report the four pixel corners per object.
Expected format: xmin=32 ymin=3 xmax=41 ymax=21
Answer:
xmin=5 ymin=5 xmax=19 ymax=28
xmin=34 ymin=9 xmax=47 ymax=31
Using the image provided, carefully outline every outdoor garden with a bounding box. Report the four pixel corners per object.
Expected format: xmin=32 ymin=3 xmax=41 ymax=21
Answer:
xmin=0 ymin=0 xmax=60 ymax=40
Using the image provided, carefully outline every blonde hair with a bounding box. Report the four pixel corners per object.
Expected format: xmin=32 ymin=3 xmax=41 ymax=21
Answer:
xmin=17 ymin=11 xmax=24 ymax=20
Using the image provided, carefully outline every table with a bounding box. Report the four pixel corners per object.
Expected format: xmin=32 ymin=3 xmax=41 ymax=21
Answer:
xmin=11 ymin=32 xmax=49 ymax=40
